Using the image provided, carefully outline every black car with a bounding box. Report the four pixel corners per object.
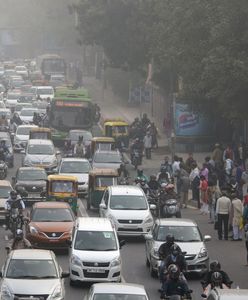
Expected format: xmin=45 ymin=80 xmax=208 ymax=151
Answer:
xmin=13 ymin=167 xmax=47 ymax=201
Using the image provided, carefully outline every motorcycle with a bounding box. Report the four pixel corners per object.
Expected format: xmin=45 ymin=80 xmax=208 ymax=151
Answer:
xmin=9 ymin=208 xmax=23 ymax=238
xmin=148 ymin=189 xmax=159 ymax=217
xmin=0 ymin=160 xmax=7 ymax=179
xmin=131 ymin=149 xmax=142 ymax=169
xmin=162 ymin=198 xmax=181 ymax=218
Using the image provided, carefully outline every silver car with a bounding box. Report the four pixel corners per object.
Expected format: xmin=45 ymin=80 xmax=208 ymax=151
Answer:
xmin=145 ymin=218 xmax=211 ymax=277
xmin=23 ymin=139 xmax=60 ymax=173
xmin=0 ymin=249 xmax=69 ymax=300
xmin=92 ymin=150 xmax=123 ymax=170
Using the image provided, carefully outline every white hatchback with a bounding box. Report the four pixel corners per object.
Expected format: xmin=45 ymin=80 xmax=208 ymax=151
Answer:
xmin=14 ymin=125 xmax=38 ymax=152
xmin=99 ymin=185 xmax=155 ymax=236
xmin=36 ymin=86 xmax=54 ymax=100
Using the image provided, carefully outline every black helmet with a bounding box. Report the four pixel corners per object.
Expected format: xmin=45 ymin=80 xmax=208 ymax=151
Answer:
xmin=210 ymin=260 xmax=221 ymax=271
xmin=150 ymin=174 xmax=156 ymax=180
xmin=168 ymin=264 xmax=180 ymax=279
xmin=211 ymin=272 xmax=223 ymax=285
xmin=170 ymin=244 xmax=180 ymax=257
xmin=10 ymin=190 xmax=17 ymax=200
xmin=166 ymin=234 xmax=175 ymax=244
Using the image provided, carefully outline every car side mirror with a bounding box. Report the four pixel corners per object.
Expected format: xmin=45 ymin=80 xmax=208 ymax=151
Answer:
xmin=61 ymin=271 xmax=70 ymax=278
xmin=144 ymin=234 xmax=153 ymax=240
xmin=99 ymin=203 xmax=107 ymax=210
xmin=149 ymin=204 xmax=156 ymax=210
xmin=119 ymin=240 xmax=126 ymax=248
xmin=56 ymin=151 xmax=61 ymax=156
xmin=203 ymin=235 xmax=211 ymax=242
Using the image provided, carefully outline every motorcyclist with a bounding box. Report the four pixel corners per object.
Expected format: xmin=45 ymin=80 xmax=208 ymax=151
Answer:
xmin=159 ymin=183 xmax=177 ymax=217
xmin=161 ymin=264 xmax=192 ymax=299
xmin=33 ymin=112 xmax=42 ymax=126
xmin=160 ymin=156 xmax=173 ymax=176
xmin=0 ymin=140 xmax=9 ymax=161
xmin=5 ymin=191 xmax=25 ymax=230
xmin=136 ymin=168 xmax=148 ymax=183
xmin=164 ymin=244 xmax=187 ymax=274
xmin=201 ymin=260 xmax=232 ymax=288
xmin=12 ymin=112 xmax=22 ymax=126
xmin=137 ymin=178 xmax=149 ymax=195
xmin=0 ymin=114 xmax=8 ymax=127
xmin=74 ymin=136 xmax=84 ymax=158
xmin=6 ymin=229 xmax=32 ymax=254
xmin=201 ymin=272 xmax=229 ymax=298
xmin=148 ymin=174 xmax=160 ymax=191
xmin=130 ymin=138 xmax=143 ymax=164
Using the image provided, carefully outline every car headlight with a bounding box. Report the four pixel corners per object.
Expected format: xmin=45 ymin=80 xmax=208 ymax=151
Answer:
xmin=71 ymin=254 xmax=82 ymax=267
xmin=198 ymin=247 xmax=208 ymax=258
xmin=50 ymin=284 xmax=63 ymax=300
xmin=29 ymin=225 xmax=38 ymax=234
xmin=151 ymin=248 xmax=159 ymax=259
xmin=1 ymin=283 xmax=14 ymax=300
xmin=144 ymin=216 xmax=153 ymax=224
xmin=110 ymin=257 xmax=121 ymax=267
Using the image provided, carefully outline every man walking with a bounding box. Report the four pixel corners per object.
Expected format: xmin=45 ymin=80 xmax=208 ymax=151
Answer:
xmin=143 ymin=131 xmax=152 ymax=159
xmin=178 ymin=164 xmax=190 ymax=208
xmin=189 ymin=162 xmax=200 ymax=208
xmin=216 ymin=190 xmax=231 ymax=240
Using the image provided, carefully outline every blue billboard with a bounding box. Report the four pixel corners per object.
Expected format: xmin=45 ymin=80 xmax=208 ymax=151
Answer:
xmin=174 ymin=103 xmax=214 ymax=136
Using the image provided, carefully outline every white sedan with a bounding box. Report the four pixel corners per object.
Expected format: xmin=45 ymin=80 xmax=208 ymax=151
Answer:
xmin=19 ymin=107 xmax=39 ymax=124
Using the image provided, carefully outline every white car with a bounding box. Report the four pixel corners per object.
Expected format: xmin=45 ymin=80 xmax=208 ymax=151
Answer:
xmin=5 ymin=92 xmax=21 ymax=108
xmin=205 ymin=288 xmax=248 ymax=300
xmin=92 ymin=150 xmax=123 ymax=170
xmin=23 ymin=139 xmax=59 ymax=173
xmin=99 ymin=185 xmax=155 ymax=236
xmin=85 ymin=283 xmax=149 ymax=300
xmin=0 ymin=249 xmax=68 ymax=300
xmin=15 ymin=103 xmax=32 ymax=115
xmin=14 ymin=125 xmax=38 ymax=152
xmin=0 ymin=180 xmax=13 ymax=220
xmin=19 ymin=107 xmax=39 ymax=123
xmin=36 ymin=86 xmax=54 ymax=100
xmin=145 ymin=218 xmax=211 ymax=277
xmin=69 ymin=217 xmax=124 ymax=285
xmin=15 ymin=65 xmax=28 ymax=78
xmin=58 ymin=158 xmax=91 ymax=196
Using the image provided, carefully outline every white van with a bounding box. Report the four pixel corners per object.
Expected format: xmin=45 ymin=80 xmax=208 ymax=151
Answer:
xmin=69 ymin=217 xmax=124 ymax=285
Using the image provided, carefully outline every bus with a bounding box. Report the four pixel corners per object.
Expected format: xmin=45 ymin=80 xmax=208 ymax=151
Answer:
xmin=37 ymin=54 xmax=66 ymax=79
xmin=49 ymin=87 xmax=95 ymax=144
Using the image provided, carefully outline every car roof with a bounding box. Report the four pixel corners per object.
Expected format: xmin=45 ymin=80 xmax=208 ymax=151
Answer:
xmin=36 ymin=86 xmax=53 ymax=89
xmin=69 ymin=129 xmax=91 ymax=134
xmin=92 ymin=283 xmax=147 ymax=295
xmin=17 ymin=167 xmax=46 ymax=172
xmin=155 ymin=218 xmax=197 ymax=227
xmin=94 ymin=150 xmax=120 ymax=155
xmin=28 ymin=139 xmax=54 ymax=145
xmin=109 ymin=185 xmax=144 ymax=196
xmin=76 ymin=217 xmax=113 ymax=231
xmin=33 ymin=201 xmax=71 ymax=209
xmin=0 ymin=180 xmax=12 ymax=187
xmin=61 ymin=158 xmax=90 ymax=163
xmin=20 ymin=107 xmax=38 ymax=111
xmin=10 ymin=249 xmax=54 ymax=260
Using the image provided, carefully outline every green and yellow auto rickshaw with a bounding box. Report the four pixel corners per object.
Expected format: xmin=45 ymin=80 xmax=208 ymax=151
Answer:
xmin=29 ymin=127 xmax=52 ymax=140
xmin=103 ymin=119 xmax=129 ymax=148
xmin=46 ymin=175 xmax=78 ymax=215
xmin=90 ymin=137 xmax=115 ymax=157
xmin=87 ymin=168 xmax=118 ymax=210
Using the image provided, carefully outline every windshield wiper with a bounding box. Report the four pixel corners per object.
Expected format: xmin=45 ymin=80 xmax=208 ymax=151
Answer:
xmin=38 ymin=275 xmax=57 ymax=279
xmin=102 ymin=248 xmax=117 ymax=251
xmin=12 ymin=275 xmax=41 ymax=279
xmin=186 ymin=239 xmax=201 ymax=242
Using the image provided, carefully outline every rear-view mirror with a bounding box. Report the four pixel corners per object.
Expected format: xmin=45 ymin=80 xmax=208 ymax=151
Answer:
xmin=149 ymin=204 xmax=156 ymax=210
xmin=99 ymin=203 xmax=106 ymax=210
xmin=203 ymin=235 xmax=211 ymax=242
xmin=144 ymin=234 xmax=153 ymax=240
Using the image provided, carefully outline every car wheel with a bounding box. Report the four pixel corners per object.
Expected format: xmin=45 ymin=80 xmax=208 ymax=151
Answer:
xmin=149 ymin=257 xmax=157 ymax=278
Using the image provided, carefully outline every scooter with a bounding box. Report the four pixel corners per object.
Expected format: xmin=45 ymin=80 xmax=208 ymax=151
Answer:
xmin=0 ymin=160 xmax=7 ymax=179
xmin=131 ymin=149 xmax=142 ymax=169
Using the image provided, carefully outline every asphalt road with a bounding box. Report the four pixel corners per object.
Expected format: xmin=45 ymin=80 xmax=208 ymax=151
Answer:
xmin=1 ymin=125 xmax=248 ymax=300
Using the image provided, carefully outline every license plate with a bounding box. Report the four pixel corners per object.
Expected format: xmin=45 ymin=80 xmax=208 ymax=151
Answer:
xmin=123 ymin=225 xmax=138 ymax=229
xmin=28 ymin=193 xmax=39 ymax=198
xmin=87 ymin=268 xmax=105 ymax=273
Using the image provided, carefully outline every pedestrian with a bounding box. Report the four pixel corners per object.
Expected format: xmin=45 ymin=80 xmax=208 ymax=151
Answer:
xmin=200 ymin=163 xmax=209 ymax=182
xmin=200 ymin=175 xmax=209 ymax=215
xmin=189 ymin=162 xmax=200 ymax=208
xmin=178 ymin=164 xmax=190 ymax=208
xmin=216 ymin=190 xmax=231 ymax=240
xmin=241 ymin=168 xmax=248 ymax=200
xmin=172 ymin=155 xmax=180 ymax=193
xmin=185 ymin=153 xmax=196 ymax=174
xmin=224 ymin=155 xmax=233 ymax=185
xmin=230 ymin=193 xmax=243 ymax=241
xmin=212 ymin=143 xmax=223 ymax=166
xmin=243 ymin=196 xmax=248 ymax=265
xmin=207 ymin=185 xmax=221 ymax=224
xmin=223 ymin=144 xmax=234 ymax=162
xmin=143 ymin=131 xmax=152 ymax=159
xmin=150 ymin=122 xmax=158 ymax=149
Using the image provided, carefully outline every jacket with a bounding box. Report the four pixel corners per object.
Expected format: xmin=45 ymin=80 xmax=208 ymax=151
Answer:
xmin=216 ymin=196 xmax=231 ymax=215
xmin=230 ymin=198 xmax=243 ymax=226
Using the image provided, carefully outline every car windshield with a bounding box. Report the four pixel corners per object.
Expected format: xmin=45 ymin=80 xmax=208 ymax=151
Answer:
xmin=110 ymin=195 xmax=147 ymax=210
xmin=60 ymin=161 xmax=91 ymax=173
xmin=17 ymin=127 xmax=34 ymax=135
xmin=96 ymin=177 xmax=116 ymax=187
xmin=94 ymin=153 xmax=121 ymax=164
xmin=74 ymin=230 xmax=117 ymax=251
xmin=28 ymin=144 xmax=54 ymax=155
xmin=37 ymin=88 xmax=53 ymax=95
xmin=156 ymin=225 xmax=202 ymax=242
xmin=0 ymin=138 xmax=11 ymax=147
xmin=7 ymin=94 xmax=20 ymax=100
xmin=6 ymin=259 xmax=58 ymax=279
xmin=0 ymin=186 xmax=12 ymax=198
xmin=18 ymin=96 xmax=33 ymax=103
xmin=70 ymin=131 xmax=92 ymax=141
xmin=93 ymin=295 xmax=147 ymax=300
xmin=20 ymin=109 xmax=37 ymax=116
xmin=32 ymin=208 xmax=74 ymax=222
xmin=17 ymin=169 xmax=47 ymax=181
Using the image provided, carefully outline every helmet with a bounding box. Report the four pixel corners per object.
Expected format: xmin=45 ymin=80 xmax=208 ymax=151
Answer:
xmin=16 ymin=229 xmax=23 ymax=241
xmin=10 ymin=190 xmax=17 ymax=200
xmin=168 ymin=264 xmax=180 ymax=279
xmin=166 ymin=234 xmax=175 ymax=244
xmin=210 ymin=260 xmax=221 ymax=271
xmin=165 ymin=184 xmax=174 ymax=192
xmin=211 ymin=272 xmax=223 ymax=285
xmin=161 ymin=182 xmax=167 ymax=189
xmin=140 ymin=178 xmax=146 ymax=185
xmin=150 ymin=174 xmax=156 ymax=180
xmin=170 ymin=244 xmax=181 ymax=257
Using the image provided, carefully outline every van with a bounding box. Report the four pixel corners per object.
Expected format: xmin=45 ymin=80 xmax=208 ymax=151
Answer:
xmin=69 ymin=217 xmax=124 ymax=285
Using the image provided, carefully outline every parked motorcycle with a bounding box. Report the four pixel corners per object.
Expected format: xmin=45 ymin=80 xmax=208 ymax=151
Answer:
xmin=0 ymin=160 xmax=7 ymax=179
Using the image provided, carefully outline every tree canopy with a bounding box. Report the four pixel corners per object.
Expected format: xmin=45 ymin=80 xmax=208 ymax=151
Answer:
xmin=76 ymin=0 xmax=248 ymax=120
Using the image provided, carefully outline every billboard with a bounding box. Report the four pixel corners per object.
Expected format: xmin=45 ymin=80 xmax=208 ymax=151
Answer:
xmin=129 ymin=86 xmax=152 ymax=104
xmin=174 ymin=103 xmax=214 ymax=136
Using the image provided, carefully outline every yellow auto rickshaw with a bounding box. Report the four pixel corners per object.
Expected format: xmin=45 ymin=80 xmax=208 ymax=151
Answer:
xmin=46 ymin=175 xmax=78 ymax=215
xmin=87 ymin=168 xmax=118 ymax=209
xmin=90 ymin=137 xmax=115 ymax=156
xmin=103 ymin=119 xmax=129 ymax=148
xmin=29 ymin=127 xmax=52 ymax=140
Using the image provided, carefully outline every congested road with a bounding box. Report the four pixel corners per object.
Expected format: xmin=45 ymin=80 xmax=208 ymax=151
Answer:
xmin=0 ymin=119 xmax=247 ymax=300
